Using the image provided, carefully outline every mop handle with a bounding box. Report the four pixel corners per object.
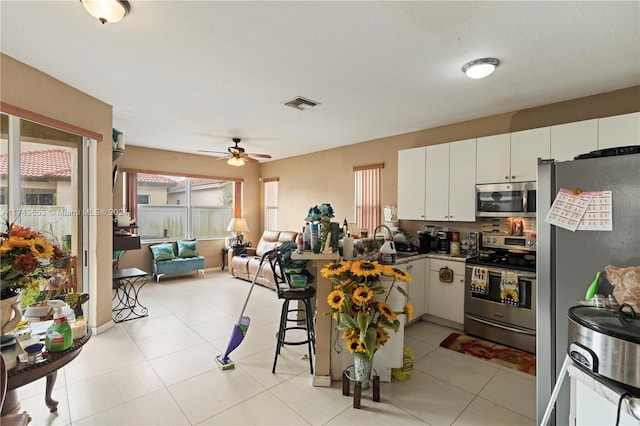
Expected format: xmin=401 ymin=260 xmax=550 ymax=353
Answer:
xmin=540 ymin=354 xmax=571 ymax=426
xmin=236 ymin=250 xmax=276 ymax=325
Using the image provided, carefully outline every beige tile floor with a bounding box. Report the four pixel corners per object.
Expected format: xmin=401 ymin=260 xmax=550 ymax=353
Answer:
xmin=14 ymin=270 xmax=536 ymax=425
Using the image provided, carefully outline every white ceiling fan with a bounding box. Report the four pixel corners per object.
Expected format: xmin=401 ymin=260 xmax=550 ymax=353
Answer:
xmin=198 ymin=137 xmax=272 ymax=166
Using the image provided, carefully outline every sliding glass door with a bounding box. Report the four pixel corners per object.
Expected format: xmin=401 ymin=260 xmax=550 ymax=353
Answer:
xmin=1 ymin=113 xmax=85 ymax=293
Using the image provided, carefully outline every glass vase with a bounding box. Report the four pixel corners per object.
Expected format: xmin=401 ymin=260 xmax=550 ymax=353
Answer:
xmin=353 ymin=351 xmax=374 ymax=389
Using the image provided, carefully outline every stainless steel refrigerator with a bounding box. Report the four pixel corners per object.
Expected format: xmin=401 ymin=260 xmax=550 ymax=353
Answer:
xmin=537 ymin=152 xmax=640 ymax=424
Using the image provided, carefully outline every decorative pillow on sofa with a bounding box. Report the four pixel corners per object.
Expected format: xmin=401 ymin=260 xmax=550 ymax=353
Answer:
xmin=150 ymin=243 xmax=175 ymax=261
xmin=177 ymin=240 xmax=198 ymax=258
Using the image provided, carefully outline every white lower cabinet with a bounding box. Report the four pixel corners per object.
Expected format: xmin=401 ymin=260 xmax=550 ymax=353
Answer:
xmin=399 ymin=258 xmax=427 ymax=324
xmin=427 ymin=259 xmax=465 ymax=325
xmin=572 ymin=378 xmax=640 ymax=425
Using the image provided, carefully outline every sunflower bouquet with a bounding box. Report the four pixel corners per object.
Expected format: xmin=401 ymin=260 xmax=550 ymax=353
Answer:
xmin=1 ymin=221 xmax=67 ymax=299
xmin=321 ymin=259 xmax=412 ymax=359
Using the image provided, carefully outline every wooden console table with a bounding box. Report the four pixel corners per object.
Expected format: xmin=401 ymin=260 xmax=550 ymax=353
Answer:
xmin=2 ymin=329 xmax=91 ymax=416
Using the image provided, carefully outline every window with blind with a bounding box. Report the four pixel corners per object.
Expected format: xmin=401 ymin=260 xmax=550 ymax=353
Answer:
xmin=264 ymin=178 xmax=278 ymax=231
xmin=354 ymin=164 xmax=382 ymax=236
xmin=123 ymin=170 xmax=240 ymax=241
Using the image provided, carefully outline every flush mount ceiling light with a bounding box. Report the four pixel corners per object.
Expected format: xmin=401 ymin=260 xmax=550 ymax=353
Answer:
xmin=227 ymin=156 xmax=246 ymax=167
xmin=80 ymin=0 xmax=131 ymax=24
xmin=462 ymin=58 xmax=500 ymax=79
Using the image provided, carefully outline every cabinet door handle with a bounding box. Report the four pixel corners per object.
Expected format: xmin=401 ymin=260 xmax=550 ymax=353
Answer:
xmin=512 ymin=176 xmax=515 ymax=179
xmin=504 ymin=176 xmax=509 ymax=180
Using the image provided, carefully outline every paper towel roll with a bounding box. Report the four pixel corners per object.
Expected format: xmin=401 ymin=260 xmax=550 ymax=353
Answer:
xmin=117 ymin=213 xmax=130 ymax=227
xmin=342 ymin=237 xmax=354 ymax=260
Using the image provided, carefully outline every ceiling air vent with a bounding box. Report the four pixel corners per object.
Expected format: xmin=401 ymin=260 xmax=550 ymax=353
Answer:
xmin=283 ymin=96 xmax=320 ymax=111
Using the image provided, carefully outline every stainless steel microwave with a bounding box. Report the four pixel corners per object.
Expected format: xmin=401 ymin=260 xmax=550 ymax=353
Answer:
xmin=476 ymin=182 xmax=536 ymax=217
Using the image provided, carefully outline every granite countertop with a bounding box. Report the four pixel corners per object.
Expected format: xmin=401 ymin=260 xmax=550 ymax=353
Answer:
xmin=393 ymin=252 xmax=469 ymax=264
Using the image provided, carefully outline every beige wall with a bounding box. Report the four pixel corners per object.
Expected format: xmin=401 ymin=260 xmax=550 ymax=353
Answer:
xmin=261 ymin=86 xmax=640 ymax=236
xmin=1 ymin=53 xmax=114 ymax=329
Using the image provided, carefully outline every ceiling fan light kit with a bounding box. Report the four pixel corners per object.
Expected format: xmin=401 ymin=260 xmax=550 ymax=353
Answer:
xmin=462 ymin=58 xmax=500 ymax=79
xmin=80 ymin=0 xmax=130 ymax=24
xmin=227 ymin=157 xmax=245 ymax=167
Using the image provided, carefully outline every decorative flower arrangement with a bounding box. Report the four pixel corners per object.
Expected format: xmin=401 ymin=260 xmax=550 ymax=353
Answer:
xmin=305 ymin=203 xmax=334 ymax=223
xmin=322 ymin=259 xmax=412 ymax=359
xmin=1 ymin=221 xmax=67 ymax=300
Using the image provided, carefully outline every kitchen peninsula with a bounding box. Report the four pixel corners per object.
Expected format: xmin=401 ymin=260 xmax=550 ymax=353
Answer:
xmin=291 ymin=251 xmax=340 ymax=386
xmin=294 ymin=248 xmax=469 ymax=386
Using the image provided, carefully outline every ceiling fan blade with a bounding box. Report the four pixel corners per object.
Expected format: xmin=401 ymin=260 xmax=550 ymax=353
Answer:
xmin=241 ymin=155 xmax=259 ymax=163
xmin=197 ymin=149 xmax=229 ymax=155
xmin=244 ymin=153 xmax=272 ymax=159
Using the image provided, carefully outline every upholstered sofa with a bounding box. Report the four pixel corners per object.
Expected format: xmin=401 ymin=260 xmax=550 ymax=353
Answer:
xmin=150 ymin=240 xmax=205 ymax=282
xmin=228 ymin=230 xmax=298 ymax=290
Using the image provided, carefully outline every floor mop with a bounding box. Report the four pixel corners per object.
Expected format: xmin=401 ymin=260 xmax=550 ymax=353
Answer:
xmin=216 ymin=250 xmax=274 ymax=370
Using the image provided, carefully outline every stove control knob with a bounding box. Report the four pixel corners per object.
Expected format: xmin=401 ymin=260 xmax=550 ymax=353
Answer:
xmin=491 ymin=238 xmax=497 ymax=243
xmin=528 ymin=241 xmax=535 ymax=246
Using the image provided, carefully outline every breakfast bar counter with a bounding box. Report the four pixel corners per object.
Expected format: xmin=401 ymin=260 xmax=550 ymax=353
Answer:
xmin=291 ymin=251 xmax=340 ymax=387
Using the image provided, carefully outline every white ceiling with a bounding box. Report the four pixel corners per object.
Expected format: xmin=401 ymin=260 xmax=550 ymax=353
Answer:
xmin=1 ymin=1 xmax=639 ymax=162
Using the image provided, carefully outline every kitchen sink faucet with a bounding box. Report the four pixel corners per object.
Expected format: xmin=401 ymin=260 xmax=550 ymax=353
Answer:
xmin=373 ymin=224 xmax=392 ymax=239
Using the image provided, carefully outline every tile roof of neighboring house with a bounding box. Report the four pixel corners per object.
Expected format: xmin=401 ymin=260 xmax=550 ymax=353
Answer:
xmin=1 ymin=150 xmax=178 ymax=187
xmin=0 ymin=149 xmax=72 ymax=179
xmin=137 ymin=173 xmax=177 ymax=186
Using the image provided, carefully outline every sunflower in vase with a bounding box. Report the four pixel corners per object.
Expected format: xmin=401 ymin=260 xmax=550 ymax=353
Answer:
xmin=321 ymin=259 xmax=412 ymax=360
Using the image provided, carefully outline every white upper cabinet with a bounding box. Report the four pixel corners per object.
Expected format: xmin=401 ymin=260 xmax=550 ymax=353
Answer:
xmin=477 ymin=130 xmax=549 ymax=184
xmin=448 ymin=139 xmax=477 ymax=221
xmin=425 ymin=138 xmax=476 ymax=222
xmin=425 ymin=143 xmax=450 ymax=221
xmin=397 ymin=147 xmax=426 ymax=220
xmin=510 ymin=127 xmax=551 ymax=182
xmin=551 ymin=119 xmax=598 ymax=162
xmin=598 ymin=112 xmax=640 ymax=149
xmin=476 ymin=134 xmax=510 ymax=184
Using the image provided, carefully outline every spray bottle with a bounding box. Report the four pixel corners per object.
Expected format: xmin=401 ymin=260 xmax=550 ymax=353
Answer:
xmin=45 ymin=300 xmax=72 ymax=352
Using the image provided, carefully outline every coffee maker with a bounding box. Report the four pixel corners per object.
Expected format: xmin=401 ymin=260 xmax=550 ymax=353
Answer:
xmin=417 ymin=231 xmax=432 ymax=254
xmin=435 ymin=231 xmax=451 ymax=254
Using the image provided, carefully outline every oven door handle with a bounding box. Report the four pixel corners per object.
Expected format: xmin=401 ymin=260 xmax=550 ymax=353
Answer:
xmin=464 ymin=313 xmax=536 ymax=336
xmin=487 ymin=271 xmax=537 ymax=280
xmin=466 ymin=265 xmax=536 ymax=280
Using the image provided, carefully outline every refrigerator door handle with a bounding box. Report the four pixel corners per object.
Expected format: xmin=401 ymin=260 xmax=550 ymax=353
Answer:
xmin=465 ymin=313 xmax=537 ymax=335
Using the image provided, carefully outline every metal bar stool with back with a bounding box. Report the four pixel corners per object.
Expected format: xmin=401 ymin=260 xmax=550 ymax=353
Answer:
xmin=267 ymin=245 xmax=316 ymax=375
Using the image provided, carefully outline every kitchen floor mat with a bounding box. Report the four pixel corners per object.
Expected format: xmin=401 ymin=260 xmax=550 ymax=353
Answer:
xmin=439 ymin=333 xmax=536 ymax=376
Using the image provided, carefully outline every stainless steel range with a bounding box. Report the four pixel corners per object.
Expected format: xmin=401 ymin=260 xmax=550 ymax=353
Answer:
xmin=464 ymin=234 xmax=537 ymax=353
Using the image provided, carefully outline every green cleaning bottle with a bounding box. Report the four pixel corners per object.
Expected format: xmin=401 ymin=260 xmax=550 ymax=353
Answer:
xmin=45 ymin=300 xmax=72 ymax=352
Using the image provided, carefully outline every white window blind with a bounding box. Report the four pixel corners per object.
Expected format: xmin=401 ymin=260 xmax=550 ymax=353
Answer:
xmin=354 ymin=164 xmax=382 ymax=236
xmin=264 ymin=178 xmax=278 ymax=231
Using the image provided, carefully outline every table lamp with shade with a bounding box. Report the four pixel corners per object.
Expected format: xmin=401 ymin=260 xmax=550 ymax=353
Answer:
xmin=227 ymin=218 xmax=249 ymax=247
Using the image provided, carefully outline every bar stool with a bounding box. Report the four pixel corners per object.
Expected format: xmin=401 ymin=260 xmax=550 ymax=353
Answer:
xmin=267 ymin=249 xmax=315 ymax=374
